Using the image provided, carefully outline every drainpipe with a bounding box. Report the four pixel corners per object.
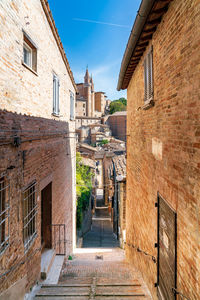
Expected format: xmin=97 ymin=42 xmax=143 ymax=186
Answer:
xmin=117 ymin=0 xmax=156 ymax=91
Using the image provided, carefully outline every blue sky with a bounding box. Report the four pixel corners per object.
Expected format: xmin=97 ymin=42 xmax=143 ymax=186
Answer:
xmin=48 ymin=0 xmax=141 ymax=100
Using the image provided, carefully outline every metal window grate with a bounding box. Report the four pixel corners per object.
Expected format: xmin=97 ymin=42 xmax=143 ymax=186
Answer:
xmin=0 ymin=177 xmax=10 ymax=254
xmin=22 ymin=182 xmax=37 ymax=252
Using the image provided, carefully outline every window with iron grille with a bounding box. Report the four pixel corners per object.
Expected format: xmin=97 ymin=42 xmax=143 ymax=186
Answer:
xmin=0 ymin=177 xmax=10 ymax=254
xmin=53 ymin=74 xmax=60 ymax=115
xmin=22 ymin=182 xmax=37 ymax=252
xmin=144 ymin=47 xmax=153 ymax=103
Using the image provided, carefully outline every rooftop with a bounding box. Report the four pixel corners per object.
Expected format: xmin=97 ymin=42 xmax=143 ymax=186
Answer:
xmin=112 ymin=154 xmax=126 ymax=179
xmin=110 ymin=111 xmax=127 ymax=116
xmin=41 ymin=0 xmax=77 ymax=91
xmin=80 ymin=157 xmax=96 ymax=169
xmin=117 ymin=0 xmax=172 ymax=90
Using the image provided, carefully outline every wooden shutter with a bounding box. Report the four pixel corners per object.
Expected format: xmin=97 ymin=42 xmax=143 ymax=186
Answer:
xmin=70 ymin=92 xmax=74 ymax=120
xmin=144 ymin=58 xmax=148 ymax=101
xmin=53 ymin=75 xmax=59 ymax=115
xmin=144 ymin=47 xmax=153 ymax=102
xmin=53 ymin=74 xmax=56 ymax=114
xmin=148 ymin=49 xmax=153 ymax=99
xmin=57 ymin=78 xmax=60 ymax=114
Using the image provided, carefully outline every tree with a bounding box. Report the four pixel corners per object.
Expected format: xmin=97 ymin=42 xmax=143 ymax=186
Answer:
xmin=109 ymin=97 xmax=127 ymax=114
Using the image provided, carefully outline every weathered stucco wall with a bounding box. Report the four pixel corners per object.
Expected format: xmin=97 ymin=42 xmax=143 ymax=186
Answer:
xmin=0 ymin=0 xmax=75 ymax=120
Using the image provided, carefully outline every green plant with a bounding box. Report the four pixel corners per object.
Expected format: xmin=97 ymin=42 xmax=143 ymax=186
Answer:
xmin=109 ymin=97 xmax=127 ymax=114
xmin=76 ymin=152 xmax=93 ymax=229
xmin=97 ymin=139 xmax=109 ymax=146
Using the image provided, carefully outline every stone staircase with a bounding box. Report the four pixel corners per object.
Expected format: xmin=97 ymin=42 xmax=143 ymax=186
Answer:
xmin=34 ymin=276 xmax=149 ymax=299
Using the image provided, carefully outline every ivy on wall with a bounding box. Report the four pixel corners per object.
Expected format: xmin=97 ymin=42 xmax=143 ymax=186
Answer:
xmin=76 ymin=152 xmax=93 ymax=229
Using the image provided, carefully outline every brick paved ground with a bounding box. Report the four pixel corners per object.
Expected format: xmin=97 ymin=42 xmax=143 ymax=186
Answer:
xmin=34 ymin=201 xmax=152 ymax=299
xmin=57 ymin=202 xmax=152 ymax=299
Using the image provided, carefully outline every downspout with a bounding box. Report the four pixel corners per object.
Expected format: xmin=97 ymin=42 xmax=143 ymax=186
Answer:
xmin=117 ymin=0 xmax=156 ymax=91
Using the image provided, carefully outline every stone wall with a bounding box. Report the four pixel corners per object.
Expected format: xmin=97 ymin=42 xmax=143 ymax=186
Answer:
xmin=76 ymin=100 xmax=87 ymax=117
xmin=0 ymin=0 xmax=75 ymax=120
xmin=126 ymin=0 xmax=200 ymax=299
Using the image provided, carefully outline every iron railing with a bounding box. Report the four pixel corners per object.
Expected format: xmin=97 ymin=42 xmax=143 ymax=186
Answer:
xmin=51 ymin=224 xmax=66 ymax=255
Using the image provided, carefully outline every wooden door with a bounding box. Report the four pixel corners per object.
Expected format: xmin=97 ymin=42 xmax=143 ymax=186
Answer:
xmin=157 ymin=194 xmax=177 ymax=300
xmin=41 ymin=182 xmax=52 ymax=248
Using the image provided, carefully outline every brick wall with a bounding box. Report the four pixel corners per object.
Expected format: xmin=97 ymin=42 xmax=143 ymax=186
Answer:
xmin=95 ymin=92 xmax=105 ymax=113
xmin=107 ymin=113 xmax=127 ymax=142
xmin=0 ymin=110 xmax=75 ymax=294
xmin=126 ymin=0 xmax=200 ymax=298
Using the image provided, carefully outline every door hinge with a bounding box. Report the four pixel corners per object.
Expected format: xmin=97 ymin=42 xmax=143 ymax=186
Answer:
xmin=155 ymin=202 xmax=158 ymax=207
xmin=154 ymin=243 xmax=158 ymax=248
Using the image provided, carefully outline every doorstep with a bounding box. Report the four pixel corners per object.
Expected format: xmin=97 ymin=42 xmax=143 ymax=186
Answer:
xmin=43 ymin=255 xmax=65 ymax=284
xmin=41 ymin=248 xmax=56 ymax=280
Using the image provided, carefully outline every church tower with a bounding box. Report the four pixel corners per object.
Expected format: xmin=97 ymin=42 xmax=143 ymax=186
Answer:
xmin=90 ymin=75 xmax=95 ymax=117
xmin=84 ymin=68 xmax=92 ymax=116
xmin=84 ymin=67 xmax=90 ymax=85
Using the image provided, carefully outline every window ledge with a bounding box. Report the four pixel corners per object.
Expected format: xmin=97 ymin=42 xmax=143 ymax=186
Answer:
xmin=22 ymin=62 xmax=38 ymax=76
xmin=142 ymin=99 xmax=154 ymax=110
xmin=52 ymin=113 xmax=60 ymax=118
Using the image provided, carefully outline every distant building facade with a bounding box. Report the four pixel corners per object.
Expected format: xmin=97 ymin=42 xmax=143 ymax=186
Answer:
xmin=105 ymin=112 xmax=127 ymax=142
xmin=75 ymin=69 xmax=109 ymax=130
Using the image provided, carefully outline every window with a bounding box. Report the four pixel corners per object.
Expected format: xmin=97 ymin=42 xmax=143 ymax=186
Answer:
xmin=53 ymin=74 xmax=60 ymax=115
xmin=22 ymin=182 xmax=37 ymax=252
xmin=83 ymin=104 xmax=85 ymax=108
xmin=70 ymin=91 xmax=75 ymax=120
xmin=0 ymin=177 xmax=10 ymax=254
xmin=144 ymin=47 xmax=153 ymax=103
xmin=23 ymin=32 xmax=37 ymax=72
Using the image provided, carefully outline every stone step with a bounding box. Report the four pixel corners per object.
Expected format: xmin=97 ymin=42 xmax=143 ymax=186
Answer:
xmin=34 ymin=282 xmax=147 ymax=299
xmin=41 ymin=249 xmax=56 ymax=280
xmin=34 ymin=296 xmax=147 ymax=299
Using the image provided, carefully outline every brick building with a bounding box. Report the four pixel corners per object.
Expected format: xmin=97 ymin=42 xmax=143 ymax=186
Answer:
xmin=0 ymin=0 xmax=76 ymax=299
xmin=95 ymin=91 xmax=106 ymax=114
xmin=105 ymin=112 xmax=127 ymax=142
xmin=75 ymin=69 xmax=108 ymax=130
xmin=118 ymin=0 xmax=200 ymax=299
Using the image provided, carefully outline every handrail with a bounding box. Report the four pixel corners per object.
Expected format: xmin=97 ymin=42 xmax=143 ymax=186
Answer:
xmin=51 ymin=224 xmax=66 ymax=255
xmin=124 ymin=241 xmax=156 ymax=263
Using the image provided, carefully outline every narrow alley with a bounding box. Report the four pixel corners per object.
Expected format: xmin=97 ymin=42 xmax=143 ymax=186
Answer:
xmin=0 ymin=0 xmax=199 ymax=299
xmin=34 ymin=200 xmax=151 ymax=299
